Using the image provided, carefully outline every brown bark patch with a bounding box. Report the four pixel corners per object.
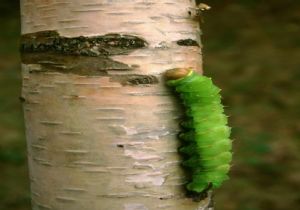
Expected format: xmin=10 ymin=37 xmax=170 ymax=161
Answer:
xmin=22 ymin=53 xmax=131 ymax=75
xmin=21 ymin=53 xmax=158 ymax=86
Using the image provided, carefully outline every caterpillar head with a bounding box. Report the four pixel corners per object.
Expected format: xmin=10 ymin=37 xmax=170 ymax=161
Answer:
xmin=164 ymin=68 xmax=193 ymax=80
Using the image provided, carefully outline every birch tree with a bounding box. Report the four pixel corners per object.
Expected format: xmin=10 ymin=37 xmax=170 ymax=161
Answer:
xmin=20 ymin=0 xmax=212 ymax=209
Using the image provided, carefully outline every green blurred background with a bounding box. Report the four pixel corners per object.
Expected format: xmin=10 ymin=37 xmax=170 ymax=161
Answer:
xmin=0 ymin=0 xmax=299 ymax=210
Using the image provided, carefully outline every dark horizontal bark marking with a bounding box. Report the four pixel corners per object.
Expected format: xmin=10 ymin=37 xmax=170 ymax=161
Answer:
xmin=116 ymin=144 xmax=124 ymax=148
xmin=176 ymin=39 xmax=199 ymax=47
xmin=111 ymin=74 xmax=159 ymax=86
xmin=22 ymin=53 xmax=131 ymax=76
xmin=21 ymin=30 xmax=148 ymax=56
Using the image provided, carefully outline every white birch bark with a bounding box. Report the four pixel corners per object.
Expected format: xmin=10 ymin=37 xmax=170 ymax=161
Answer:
xmin=20 ymin=0 xmax=212 ymax=209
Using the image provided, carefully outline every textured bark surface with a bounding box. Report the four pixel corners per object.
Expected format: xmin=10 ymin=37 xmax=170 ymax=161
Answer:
xmin=21 ymin=0 xmax=212 ymax=209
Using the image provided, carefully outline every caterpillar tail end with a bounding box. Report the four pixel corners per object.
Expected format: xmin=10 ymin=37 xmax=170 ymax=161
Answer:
xmin=186 ymin=182 xmax=213 ymax=202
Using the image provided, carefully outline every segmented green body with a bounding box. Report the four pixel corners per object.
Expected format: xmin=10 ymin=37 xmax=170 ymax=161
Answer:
xmin=167 ymin=70 xmax=232 ymax=193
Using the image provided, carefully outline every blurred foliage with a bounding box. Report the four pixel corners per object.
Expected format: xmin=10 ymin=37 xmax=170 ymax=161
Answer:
xmin=0 ymin=1 xmax=31 ymax=210
xmin=0 ymin=0 xmax=299 ymax=210
xmin=201 ymin=1 xmax=300 ymax=210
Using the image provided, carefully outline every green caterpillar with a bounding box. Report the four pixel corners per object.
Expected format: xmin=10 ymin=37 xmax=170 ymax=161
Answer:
xmin=165 ymin=68 xmax=232 ymax=194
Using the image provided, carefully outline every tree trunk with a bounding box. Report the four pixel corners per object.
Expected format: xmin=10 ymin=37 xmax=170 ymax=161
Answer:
xmin=20 ymin=0 xmax=212 ymax=209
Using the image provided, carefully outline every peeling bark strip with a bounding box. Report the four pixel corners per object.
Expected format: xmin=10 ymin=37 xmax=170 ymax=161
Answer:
xmin=21 ymin=30 xmax=148 ymax=56
xmin=177 ymin=39 xmax=200 ymax=47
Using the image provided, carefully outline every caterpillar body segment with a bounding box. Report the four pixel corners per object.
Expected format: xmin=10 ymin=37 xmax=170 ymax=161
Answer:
xmin=165 ymin=68 xmax=232 ymax=194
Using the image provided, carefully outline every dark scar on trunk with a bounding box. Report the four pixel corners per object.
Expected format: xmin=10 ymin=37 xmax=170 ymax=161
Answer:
xmin=176 ymin=39 xmax=199 ymax=47
xmin=21 ymin=30 xmax=148 ymax=56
